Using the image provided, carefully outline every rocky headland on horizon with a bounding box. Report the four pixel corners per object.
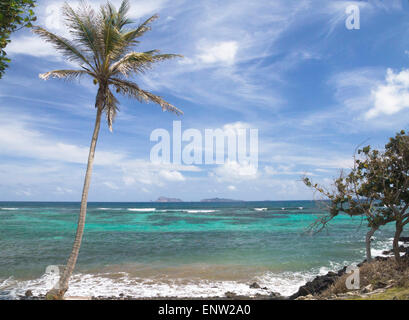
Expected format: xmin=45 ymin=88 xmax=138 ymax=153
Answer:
xmin=154 ymin=196 xmax=183 ymax=202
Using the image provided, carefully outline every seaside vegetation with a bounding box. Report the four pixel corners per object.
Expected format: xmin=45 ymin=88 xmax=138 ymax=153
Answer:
xmin=34 ymin=0 xmax=182 ymax=299
xmin=0 ymin=0 xmax=36 ymax=78
xmin=321 ymin=257 xmax=409 ymax=300
xmin=303 ymin=130 xmax=409 ymax=265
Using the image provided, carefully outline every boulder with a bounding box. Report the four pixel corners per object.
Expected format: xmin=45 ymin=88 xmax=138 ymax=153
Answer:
xmin=249 ymin=282 xmax=260 ymax=289
xmin=289 ymin=269 xmax=345 ymax=300
xmin=399 ymin=236 xmax=409 ymax=243
xmin=269 ymin=292 xmax=282 ymax=299
xmin=25 ymin=290 xmax=33 ymax=297
xmin=225 ymin=291 xmax=237 ymax=298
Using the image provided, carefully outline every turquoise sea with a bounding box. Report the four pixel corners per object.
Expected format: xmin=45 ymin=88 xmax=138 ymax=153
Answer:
xmin=0 ymin=201 xmax=400 ymax=299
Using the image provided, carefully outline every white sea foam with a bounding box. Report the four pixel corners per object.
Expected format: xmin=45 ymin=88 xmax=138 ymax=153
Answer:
xmin=127 ymin=208 xmax=156 ymax=212
xmin=0 ymin=208 xmax=19 ymax=211
xmin=254 ymin=208 xmax=267 ymax=211
xmin=1 ymin=270 xmax=320 ymax=299
xmin=183 ymin=210 xmax=217 ymax=213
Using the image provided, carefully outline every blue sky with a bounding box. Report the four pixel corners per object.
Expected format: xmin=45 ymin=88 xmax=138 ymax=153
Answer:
xmin=2 ymin=0 xmax=409 ymax=201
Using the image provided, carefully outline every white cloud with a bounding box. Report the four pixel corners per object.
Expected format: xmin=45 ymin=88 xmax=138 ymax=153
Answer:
xmin=120 ymin=160 xmax=198 ymax=186
xmin=0 ymin=119 xmax=125 ymax=166
xmin=197 ymin=41 xmax=238 ymax=65
xmin=159 ymin=170 xmax=185 ymax=181
xmin=55 ymin=186 xmax=73 ymax=194
xmin=269 ymin=154 xmax=353 ymax=170
xmin=366 ymin=68 xmax=409 ymax=119
xmin=6 ymin=36 xmax=58 ymax=58
xmin=212 ymin=160 xmax=258 ymax=182
xmin=103 ymin=182 xmax=119 ymax=190
xmin=329 ymin=67 xmax=409 ymax=128
xmin=16 ymin=189 xmax=32 ymax=197
xmin=222 ymin=121 xmax=251 ymax=132
xmin=264 ymin=165 xmax=314 ymax=176
xmin=227 ymin=185 xmax=236 ymax=191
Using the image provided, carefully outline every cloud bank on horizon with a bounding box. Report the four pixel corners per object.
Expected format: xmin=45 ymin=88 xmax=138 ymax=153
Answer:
xmin=1 ymin=0 xmax=409 ymax=201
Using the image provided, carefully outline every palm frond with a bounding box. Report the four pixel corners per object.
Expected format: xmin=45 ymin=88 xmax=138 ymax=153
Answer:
xmin=39 ymin=69 xmax=93 ymax=81
xmin=32 ymin=27 xmax=93 ymax=69
xmin=110 ymin=51 xmax=182 ymax=76
xmin=152 ymin=53 xmax=183 ymax=62
xmin=117 ymin=0 xmax=133 ymax=29
xmin=63 ymin=2 xmax=102 ymax=68
xmin=114 ymin=14 xmax=158 ymax=55
xmin=110 ymin=51 xmax=155 ymax=76
xmin=100 ymin=8 xmax=125 ymax=65
xmin=134 ymin=15 xmax=159 ymax=38
xmin=110 ymin=78 xmax=183 ymax=115
xmin=102 ymin=87 xmax=120 ymax=132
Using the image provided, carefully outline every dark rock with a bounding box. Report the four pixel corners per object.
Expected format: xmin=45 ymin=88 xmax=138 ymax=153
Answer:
xmin=375 ymin=256 xmax=388 ymax=262
xmin=337 ymin=266 xmax=347 ymax=275
xmin=249 ymin=282 xmax=260 ymax=289
xmin=399 ymin=237 xmax=409 ymax=243
xmin=25 ymin=290 xmax=33 ymax=297
xmin=225 ymin=291 xmax=237 ymax=298
xmin=119 ymin=293 xmax=124 ymax=297
xmin=383 ymin=246 xmax=408 ymax=255
xmin=289 ymin=268 xmax=345 ymax=300
xmin=269 ymin=292 xmax=282 ymax=299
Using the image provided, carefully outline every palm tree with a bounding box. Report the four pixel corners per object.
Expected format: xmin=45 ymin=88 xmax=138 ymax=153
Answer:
xmin=34 ymin=0 xmax=182 ymax=299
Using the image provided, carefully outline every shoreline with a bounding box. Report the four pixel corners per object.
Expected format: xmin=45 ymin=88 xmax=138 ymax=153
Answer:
xmin=17 ymin=252 xmax=409 ymax=301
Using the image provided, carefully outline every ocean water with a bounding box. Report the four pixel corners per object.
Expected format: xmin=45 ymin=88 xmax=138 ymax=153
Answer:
xmin=0 ymin=201 xmax=399 ymax=299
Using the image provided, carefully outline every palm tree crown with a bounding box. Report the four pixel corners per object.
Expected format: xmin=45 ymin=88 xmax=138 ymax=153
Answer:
xmin=34 ymin=0 xmax=182 ymax=131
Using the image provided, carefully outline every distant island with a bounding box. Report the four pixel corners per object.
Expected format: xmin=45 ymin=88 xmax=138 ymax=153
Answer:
xmin=154 ymin=196 xmax=183 ymax=203
xmin=200 ymin=197 xmax=244 ymax=203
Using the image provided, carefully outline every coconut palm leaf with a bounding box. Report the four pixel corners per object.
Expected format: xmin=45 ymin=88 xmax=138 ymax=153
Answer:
xmin=114 ymin=15 xmax=159 ymax=56
xmin=62 ymin=1 xmax=102 ymax=66
xmin=110 ymin=51 xmax=155 ymax=76
xmin=110 ymin=51 xmax=182 ymax=77
xmin=32 ymin=27 xmax=94 ymax=69
xmin=117 ymin=0 xmax=133 ymax=28
xmin=39 ymin=69 xmax=94 ymax=81
xmin=134 ymin=14 xmax=159 ymax=39
xmin=109 ymin=77 xmax=183 ymax=115
xmin=103 ymin=87 xmax=119 ymax=132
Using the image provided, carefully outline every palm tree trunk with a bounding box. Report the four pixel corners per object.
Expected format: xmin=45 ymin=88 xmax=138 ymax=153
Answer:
xmin=393 ymin=221 xmax=403 ymax=265
xmin=365 ymin=226 xmax=377 ymax=262
xmin=46 ymin=102 xmax=103 ymax=299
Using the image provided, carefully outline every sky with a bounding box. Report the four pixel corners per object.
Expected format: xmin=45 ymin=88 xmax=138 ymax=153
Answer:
xmin=2 ymin=0 xmax=409 ymax=202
